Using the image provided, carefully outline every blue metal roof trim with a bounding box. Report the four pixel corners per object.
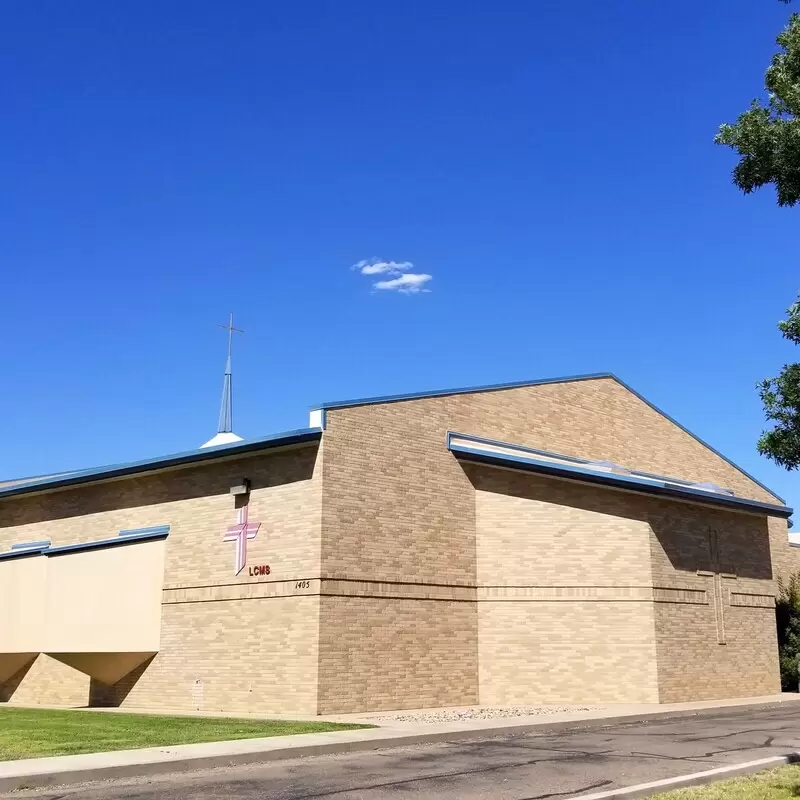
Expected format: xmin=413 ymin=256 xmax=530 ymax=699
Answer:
xmin=449 ymin=432 xmax=720 ymax=490
xmin=450 ymin=441 xmax=793 ymax=519
xmin=315 ymin=372 xmax=613 ymax=410
xmin=11 ymin=540 xmax=51 ymax=550
xmin=0 ymin=529 xmax=169 ymax=561
xmin=0 ymin=470 xmax=79 ymax=487
xmin=0 ymin=544 xmax=49 ymax=562
xmin=46 ymin=528 xmax=170 ymax=557
xmin=0 ymin=427 xmax=323 ymax=501
xmin=315 ymin=372 xmax=784 ymax=504
xmin=118 ymin=525 xmax=170 ymax=538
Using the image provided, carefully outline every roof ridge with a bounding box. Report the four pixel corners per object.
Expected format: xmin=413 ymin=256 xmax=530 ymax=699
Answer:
xmin=314 ymin=372 xmax=615 ymax=410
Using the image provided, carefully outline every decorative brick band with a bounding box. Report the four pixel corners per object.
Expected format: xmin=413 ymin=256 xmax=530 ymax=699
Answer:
xmin=320 ymin=579 xmax=475 ymax=602
xmin=480 ymin=586 xmax=707 ymax=604
xmin=478 ymin=585 xmax=653 ymax=602
xmin=163 ymin=580 xmax=712 ymax=605
xmin=652 ymin=587 xmax=708 ymax=605
xmin=729 ymin=591 xmax=776 ymax=609
xmin=163 ymin=579 xmax=320 ymax=604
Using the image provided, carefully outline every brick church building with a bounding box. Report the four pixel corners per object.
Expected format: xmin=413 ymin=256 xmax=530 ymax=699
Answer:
xmin=0 ymin=373 xmax=795 ymax=714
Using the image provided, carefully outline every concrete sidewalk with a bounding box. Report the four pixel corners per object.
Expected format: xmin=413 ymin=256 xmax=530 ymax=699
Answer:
xmin=2 ymin=693 xmax=800 ymax=793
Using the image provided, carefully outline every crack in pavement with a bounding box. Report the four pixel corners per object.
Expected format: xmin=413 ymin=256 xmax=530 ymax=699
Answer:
xmin=519 ymin=779 xmax=615 ymax=800
xmin=176 ymin=750 xmax=619 ymax=800
xmin=9 ymin=707 xmax=800 ymax=800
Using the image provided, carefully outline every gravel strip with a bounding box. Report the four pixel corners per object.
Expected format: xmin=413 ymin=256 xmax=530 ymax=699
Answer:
xmin=370 ymin=706 xmax=602 ymax=723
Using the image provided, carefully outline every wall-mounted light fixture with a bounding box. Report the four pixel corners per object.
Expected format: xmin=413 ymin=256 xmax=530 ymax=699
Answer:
xmin=229 ymin=479 xmax=251 ymax=496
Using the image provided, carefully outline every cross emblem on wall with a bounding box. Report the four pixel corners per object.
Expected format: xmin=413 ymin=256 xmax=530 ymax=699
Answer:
xmin=698 ymin=526 xmax=736 ymax=645
xmin=223 ymin=502 xmax=261 ymax=575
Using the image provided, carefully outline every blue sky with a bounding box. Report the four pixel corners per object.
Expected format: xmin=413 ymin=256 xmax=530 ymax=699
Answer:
xmin=1 ymin=1 xmax=798 ymax=510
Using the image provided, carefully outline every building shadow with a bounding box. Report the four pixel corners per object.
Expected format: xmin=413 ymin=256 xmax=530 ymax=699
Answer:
xmin=461 ymin=461 xmax=774 ymax=581
xmin=88 ymin=655 xmax=156 ymax=708
xmin=0 ymin=655 xmax=38 ymax=702
xmin=646 ymin=507 xmax=772 ymax=580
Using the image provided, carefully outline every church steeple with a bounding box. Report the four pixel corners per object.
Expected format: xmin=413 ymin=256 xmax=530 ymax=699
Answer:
xmin=200 ymin=314 xmax=245 ymax=448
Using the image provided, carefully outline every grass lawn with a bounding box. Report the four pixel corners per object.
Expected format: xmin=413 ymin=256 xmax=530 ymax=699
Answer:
xmin=0 ymin=706 xmax=371 ymax=761
xmin=652 ymin=765 xmax=800 ymax=799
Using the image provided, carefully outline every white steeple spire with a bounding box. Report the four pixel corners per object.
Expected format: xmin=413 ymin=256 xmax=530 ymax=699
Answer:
xmin=200 ymin=313 xmax=245 ymax=448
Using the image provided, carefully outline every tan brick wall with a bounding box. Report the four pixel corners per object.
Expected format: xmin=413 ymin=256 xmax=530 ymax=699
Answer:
xmin=472 ymin=468 xmax=659 ymax=704
xmin=473 ymin=469 xmax=655 ymax=586
xmin=0 ymin=443 xmax=323 ymax=713
xmin=769 ymin=518 xmax=800 ymax=586
xmin=648 ymin=503 xmax=780 ymax=701
xmin=1 ymin=377 xmax=787 ymax=713
xmin=478 ymin=603 xmax=658 ymax=704
xmin=98 ymin=597 xmax=321 ymax=714
xmin=4 ymin=654 xmax=90 ymax=706
xmin=317 ymin=596 xmax=477 ymax=713
xmin=654 ymin=603 xmax=779 ymax=702
xmin=320 ymin=377 xmax=778 ymax=583
xmin=0 ymin=444 xmax=321 ymax=585
xmin=317 ymin=376 xmax=781 ymax=711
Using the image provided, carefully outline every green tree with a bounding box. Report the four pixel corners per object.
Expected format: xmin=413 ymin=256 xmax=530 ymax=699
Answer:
xmin=716 ymin=7 xmax=800 ymax=472
xmin=776 ymin=573 xmax=800 ymax=689
xmin=715 ymin=13 xmax=800 ymax=205
xmin=758 ymin=297 xmax=800 ymax=469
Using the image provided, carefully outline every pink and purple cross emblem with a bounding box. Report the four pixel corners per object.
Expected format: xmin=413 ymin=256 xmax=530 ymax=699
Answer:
xmin=223 ymin=504 xmax=261 ymax=575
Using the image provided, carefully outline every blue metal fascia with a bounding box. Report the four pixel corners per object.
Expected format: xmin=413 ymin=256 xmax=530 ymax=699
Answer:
xmin=450 ymin=442 xmax=793 ymax=519
xmin=118 ymin=525 xmax=170 ymax=538
xmin=447 ymin=432 xmax=705 ymax=489
xmin=0 ymin=545 xmax=49 ymax=562
xmin=45 ymin=528 xmax=169 ymax=557
xmin=11 ymin=540 xmax=51 ymax=550
xmin=0 ymin=428 xmax=322 ymax=501
xmin=0 ymin=470 xmax=79 ymax=486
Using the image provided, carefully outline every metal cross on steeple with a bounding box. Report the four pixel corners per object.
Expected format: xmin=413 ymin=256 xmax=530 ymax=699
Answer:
xmin=216 ymin=313 xmax=243 ymax=434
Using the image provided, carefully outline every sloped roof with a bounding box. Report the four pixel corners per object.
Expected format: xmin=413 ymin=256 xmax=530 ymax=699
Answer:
xmin=0 ymin=427 xmax=322 ymax=501
xmin=313 ymin=372 xmax=784 ymax=504
xmin=448 ymin=432 xmax=792 ymax=519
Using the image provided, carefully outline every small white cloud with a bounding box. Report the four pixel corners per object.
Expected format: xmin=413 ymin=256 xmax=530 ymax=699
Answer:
xmin=351 ymin=257 xmax=433 ymax=294
xmin=352 ymin=258 xmax=413 ymax=276
xmin=374 ymin=273 xmax=433 ymax=294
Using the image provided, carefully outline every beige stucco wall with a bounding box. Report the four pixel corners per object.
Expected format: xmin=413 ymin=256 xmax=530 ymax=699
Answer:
xmin=45 ymin=539 xmax=165 ymax=654
xmin=0 ymin=540 xmax=166 ymax=688
xmin=0 ymin=555 xmax=46 ymax=655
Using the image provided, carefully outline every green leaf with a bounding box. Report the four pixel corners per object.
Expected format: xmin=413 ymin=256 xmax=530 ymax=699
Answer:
xmin=717 ymin=14 xmax=800 ymax=205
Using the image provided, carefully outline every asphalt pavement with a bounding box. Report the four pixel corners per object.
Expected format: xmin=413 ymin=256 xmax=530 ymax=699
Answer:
xmin=7 ymin=704 xmax=800 ymax=800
